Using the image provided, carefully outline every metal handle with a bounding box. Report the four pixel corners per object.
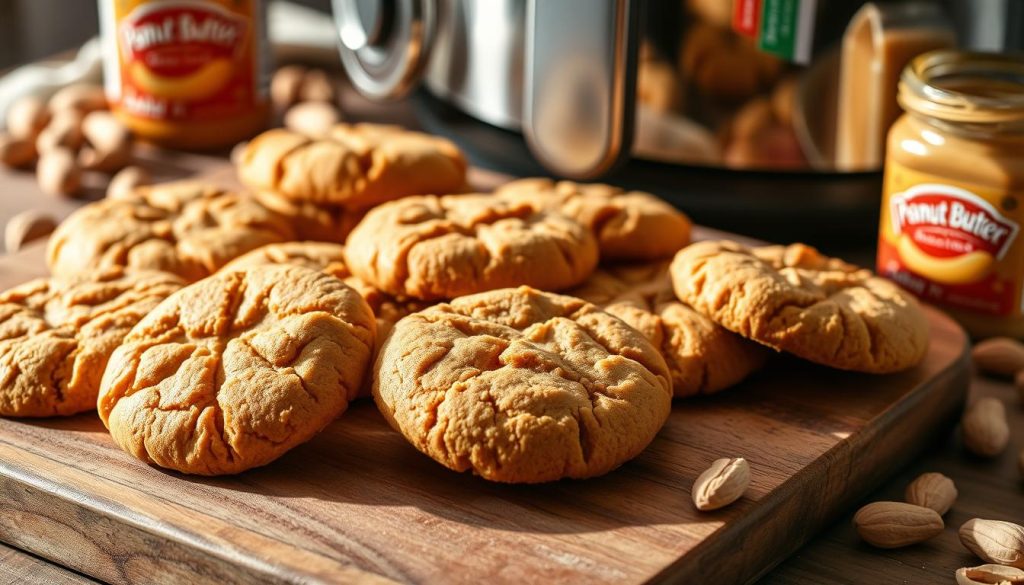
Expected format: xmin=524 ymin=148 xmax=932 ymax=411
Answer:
xmin=523 ymin=0 xmax=639 ymax=179
xmin=332 ymin=0 xmax=436 ymax=100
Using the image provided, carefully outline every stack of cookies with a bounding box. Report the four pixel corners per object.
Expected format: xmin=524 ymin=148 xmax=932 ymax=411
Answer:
xmin=0 ymin=122 xmax=930 ymax=485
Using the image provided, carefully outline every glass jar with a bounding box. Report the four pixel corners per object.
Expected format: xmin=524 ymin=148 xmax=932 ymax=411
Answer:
xmin=98 ymin=0 xmax=270 ymax=149
xmin=877 ymin=50 xmax=1024 ymax=338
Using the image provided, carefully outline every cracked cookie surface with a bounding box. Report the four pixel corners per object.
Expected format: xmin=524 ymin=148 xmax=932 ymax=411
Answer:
xmin=238 ymin=123 xmax=467 ymax=206
xmin=219 ymin=242 xmax=428 ymax=385
xmin=344 ymin=194 xmax=599 ymax=301
xmin=670 ymin=241 xmax=929 ymax=373
xmin=220 ymin=242 xmax=351 ymax=280
xmin=571 ymin=262 xmax=767 ymax=396
xmin=373 ymin=286 xmax=672 ymax=483
xmin=253 ymin=191 xmax=364 ymax=244
xmin=98 ymin=265 xmax=375 ymax=475
xmin=47 ymin=181 xmax=295 ymax=282
xmin=0 ymin=268 xmax=183 ymax=417
xmin=496 ymin=178 xmax=692 ymax=260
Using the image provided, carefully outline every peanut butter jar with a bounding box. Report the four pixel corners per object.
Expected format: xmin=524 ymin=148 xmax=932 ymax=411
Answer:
xmin=98 ymin=0 xmax=270 ymax=149
xmin=878 ymin=51 xmax=1024 ymax=338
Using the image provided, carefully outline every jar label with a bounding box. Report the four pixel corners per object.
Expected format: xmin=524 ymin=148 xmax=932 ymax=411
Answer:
xmin=110 ymin=0 xmax=263 ymax=121
xmin=878 ymin=162 xmax=1023 ymax=316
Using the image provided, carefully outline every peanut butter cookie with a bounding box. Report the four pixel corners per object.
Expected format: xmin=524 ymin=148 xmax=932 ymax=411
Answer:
xmin=571 ymin=262 xmax=767 ymax=396
xmin=374 ymin=286 xmax=673 ymax=483
xmin=47 ymin=181 xmax=295 ymax=282
xmin=220 ymin=241 xmax=350 ymax=279
xmin=344 ymin=193 xmax=599 ymax=301
xmin=253 ymin=191 xmax=364 ymax=244
xmin=238 ymin=123 xmax=467 ymax=207
xmin=0 ymin=268 xmax=183 ymax=417
xmin=671 ymin=241 xmax=929 ymax=373
xmin=98 ymin=265 xmax=375 ymax=475
xmin=496 ymin=178 xmax=692 ymax=260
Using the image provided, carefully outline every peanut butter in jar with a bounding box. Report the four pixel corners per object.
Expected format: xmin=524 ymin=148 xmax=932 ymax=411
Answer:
xmin=878 ymin=51 xmax=1024 ymax=338
xmin=98 ymin=0 xmax=270 ymax=149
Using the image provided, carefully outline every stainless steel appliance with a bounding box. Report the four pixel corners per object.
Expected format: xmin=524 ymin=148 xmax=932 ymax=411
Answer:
xmin=332 ymin=0 xmax=1024 ymax=244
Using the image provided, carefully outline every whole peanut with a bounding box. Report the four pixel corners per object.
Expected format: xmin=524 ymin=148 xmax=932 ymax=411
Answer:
xmin=284 ymin=102 xmax=341 ymax=137
xmin=79 ymin=111 xmax=132 ymax=172
xmin=48 ymin=83 xmax=106 ymax=114
xmin=0 ymin=134 xmax=37 ymax=168
xmin=36 ymin=147 xmax=81 ymax=196
xmin=4 ymin=210 xmax=57 ymax=253
xmin=6 ymin=95 xmax=50 ymax=140
xmin=106 ymin=165 xmax=150 ymax=199
xmin=36 ymin=109 xmax=83 ymax=153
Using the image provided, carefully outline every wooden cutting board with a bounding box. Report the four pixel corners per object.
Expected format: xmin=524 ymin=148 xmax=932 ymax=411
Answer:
xmin=0 ymin=238 xmax=969 ymax=585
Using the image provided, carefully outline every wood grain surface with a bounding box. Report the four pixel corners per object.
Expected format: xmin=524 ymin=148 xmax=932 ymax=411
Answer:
xmin=0 ymin=541 xmax=97 ymax=585
xmin=0 ymin=241 xmax=969 ymax=585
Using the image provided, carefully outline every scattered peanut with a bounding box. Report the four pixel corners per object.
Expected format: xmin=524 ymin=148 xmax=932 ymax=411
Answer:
xmin=972 ymin=337 xmax=1024 ymax=378
xmin=692 ymin=457 xmax=749 ymax=511
xmin=962 ymin=397 xmax=1010 ymax=457
xmin=956 ymin=564 xmax=1024 ymax=585
xmin=4 ymin=210 xmax=57 ymax=253
xmin=0 ymin=134 xmax=37 ymax=168
xmin=230 ymin=140 xmax=248 ymax=166
xmin=904 ymin=472 xmax=957 ymax=515
xmin=48 ymin=83 xmax=107 ymax=114
xmin=36 ymin=147 xmax=81 ymax=196
xmin=852 ymin=501 xmax=944 ymax=548
xmin=106 ymin=165 xmax=150 ymax=199
xmin=36 ymin=109 xmax=83 ymax=152
xmin=284 ymin=101 xmax=341 ymax=137
xmin=960 ymin=519 xmax=1024 ymax=568
xmin=79 ymin=111 xmax=132 ymax=172
xmin=6 ymin=95 xmax=50 ymax=140
xmin=299 ymin=68 xmax=337 ymax=103
xmin=270 ymin=65 xmax=307 ymax=111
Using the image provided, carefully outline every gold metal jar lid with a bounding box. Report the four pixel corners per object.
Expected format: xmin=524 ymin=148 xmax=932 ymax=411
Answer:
xmin=898 ymin=50 xmax=1024 ymax=130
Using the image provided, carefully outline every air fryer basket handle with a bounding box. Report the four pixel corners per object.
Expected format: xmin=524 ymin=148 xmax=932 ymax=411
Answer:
xmin=523 ymin=0 xmax=639 ymax=179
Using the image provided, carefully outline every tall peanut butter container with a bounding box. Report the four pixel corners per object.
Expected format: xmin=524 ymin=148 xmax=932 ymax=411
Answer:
xmin=878 ymin=51 xmax=1024 ymax=338
xmin=98 ymin=0 xmax=270 ymax=149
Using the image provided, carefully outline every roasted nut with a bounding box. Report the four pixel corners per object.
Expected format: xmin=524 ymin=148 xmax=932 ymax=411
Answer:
xmin=0 ymin=133 xmax=37 ymax=168
xmin=36 ymin=109 xmax=83 ymax=152
xmin=299 ymin=68 xmax=337 ymax=103
xmin=960 ymin=519 xmax=1024 ymax=568
xmin=972 ymin=337 xmax=1024 ymax=377
xmin=962 ymin=397 xmax=1010 ymax=457
xmin=692 ymin=457 xmax=749 ymax=511
xmin=36 ymin=147 xmax=81 ymax=196
xmin=4 ymin=210 xmax=57 ymax=253
xmin=230 ymin=140 xmax=248 ymax=166
xmin=79 ymin=111 xmax=132 ymax=172
xmin=956 ymin=564 xmax=1024 ymax=585
xmin=853 ymin=501 xmax=944 ymax=548
xmin=283 ymin=101 xmax=342 ymax=137
xmin=6 ymin=95 xmax=50 ymax=140
xmin=270 ymin=65 xmax=307 ymax=111
xmin=48 ymin=83 xmax=106 ymax=114
xmin=904 ymin=472 xmax=957 ymax=515
xmin=106 ymin=165 xmax=150 ymax=199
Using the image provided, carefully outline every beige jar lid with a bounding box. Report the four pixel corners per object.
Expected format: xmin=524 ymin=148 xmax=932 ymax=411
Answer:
xmin=899 ymin=50 xmax=1024 ymax=129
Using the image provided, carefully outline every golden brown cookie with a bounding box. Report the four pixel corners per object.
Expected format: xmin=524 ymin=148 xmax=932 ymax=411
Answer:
xmin=671 ymin=241 xmax=929 ymax=373
xmin=0 ymin=268 xmax=183 ymax=417
xmin=496 ymin=178 xmax=692 ymax=260
xmin=253 ymin=191 xmax=364 ymax=244
xmin=98 ymin=265 xmax=375 ymax=475
xmin=344 ymin=193 xmax=599 ymax=301
xmin=237 ymin=123 xmax=467 ymax=206
xmin=47 ymin=181 xmax=295 ymax=282
xmin=571 ymin=262 xmax=767 ymax=396
xmin=220 ymin=241 xmax=350 ymax=279
xmin=374 ymin=286 xmax=673 ymax=483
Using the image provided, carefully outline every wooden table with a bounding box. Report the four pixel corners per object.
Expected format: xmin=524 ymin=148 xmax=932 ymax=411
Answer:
xmin=0 ymin=107 xmax=1020 ymax=585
